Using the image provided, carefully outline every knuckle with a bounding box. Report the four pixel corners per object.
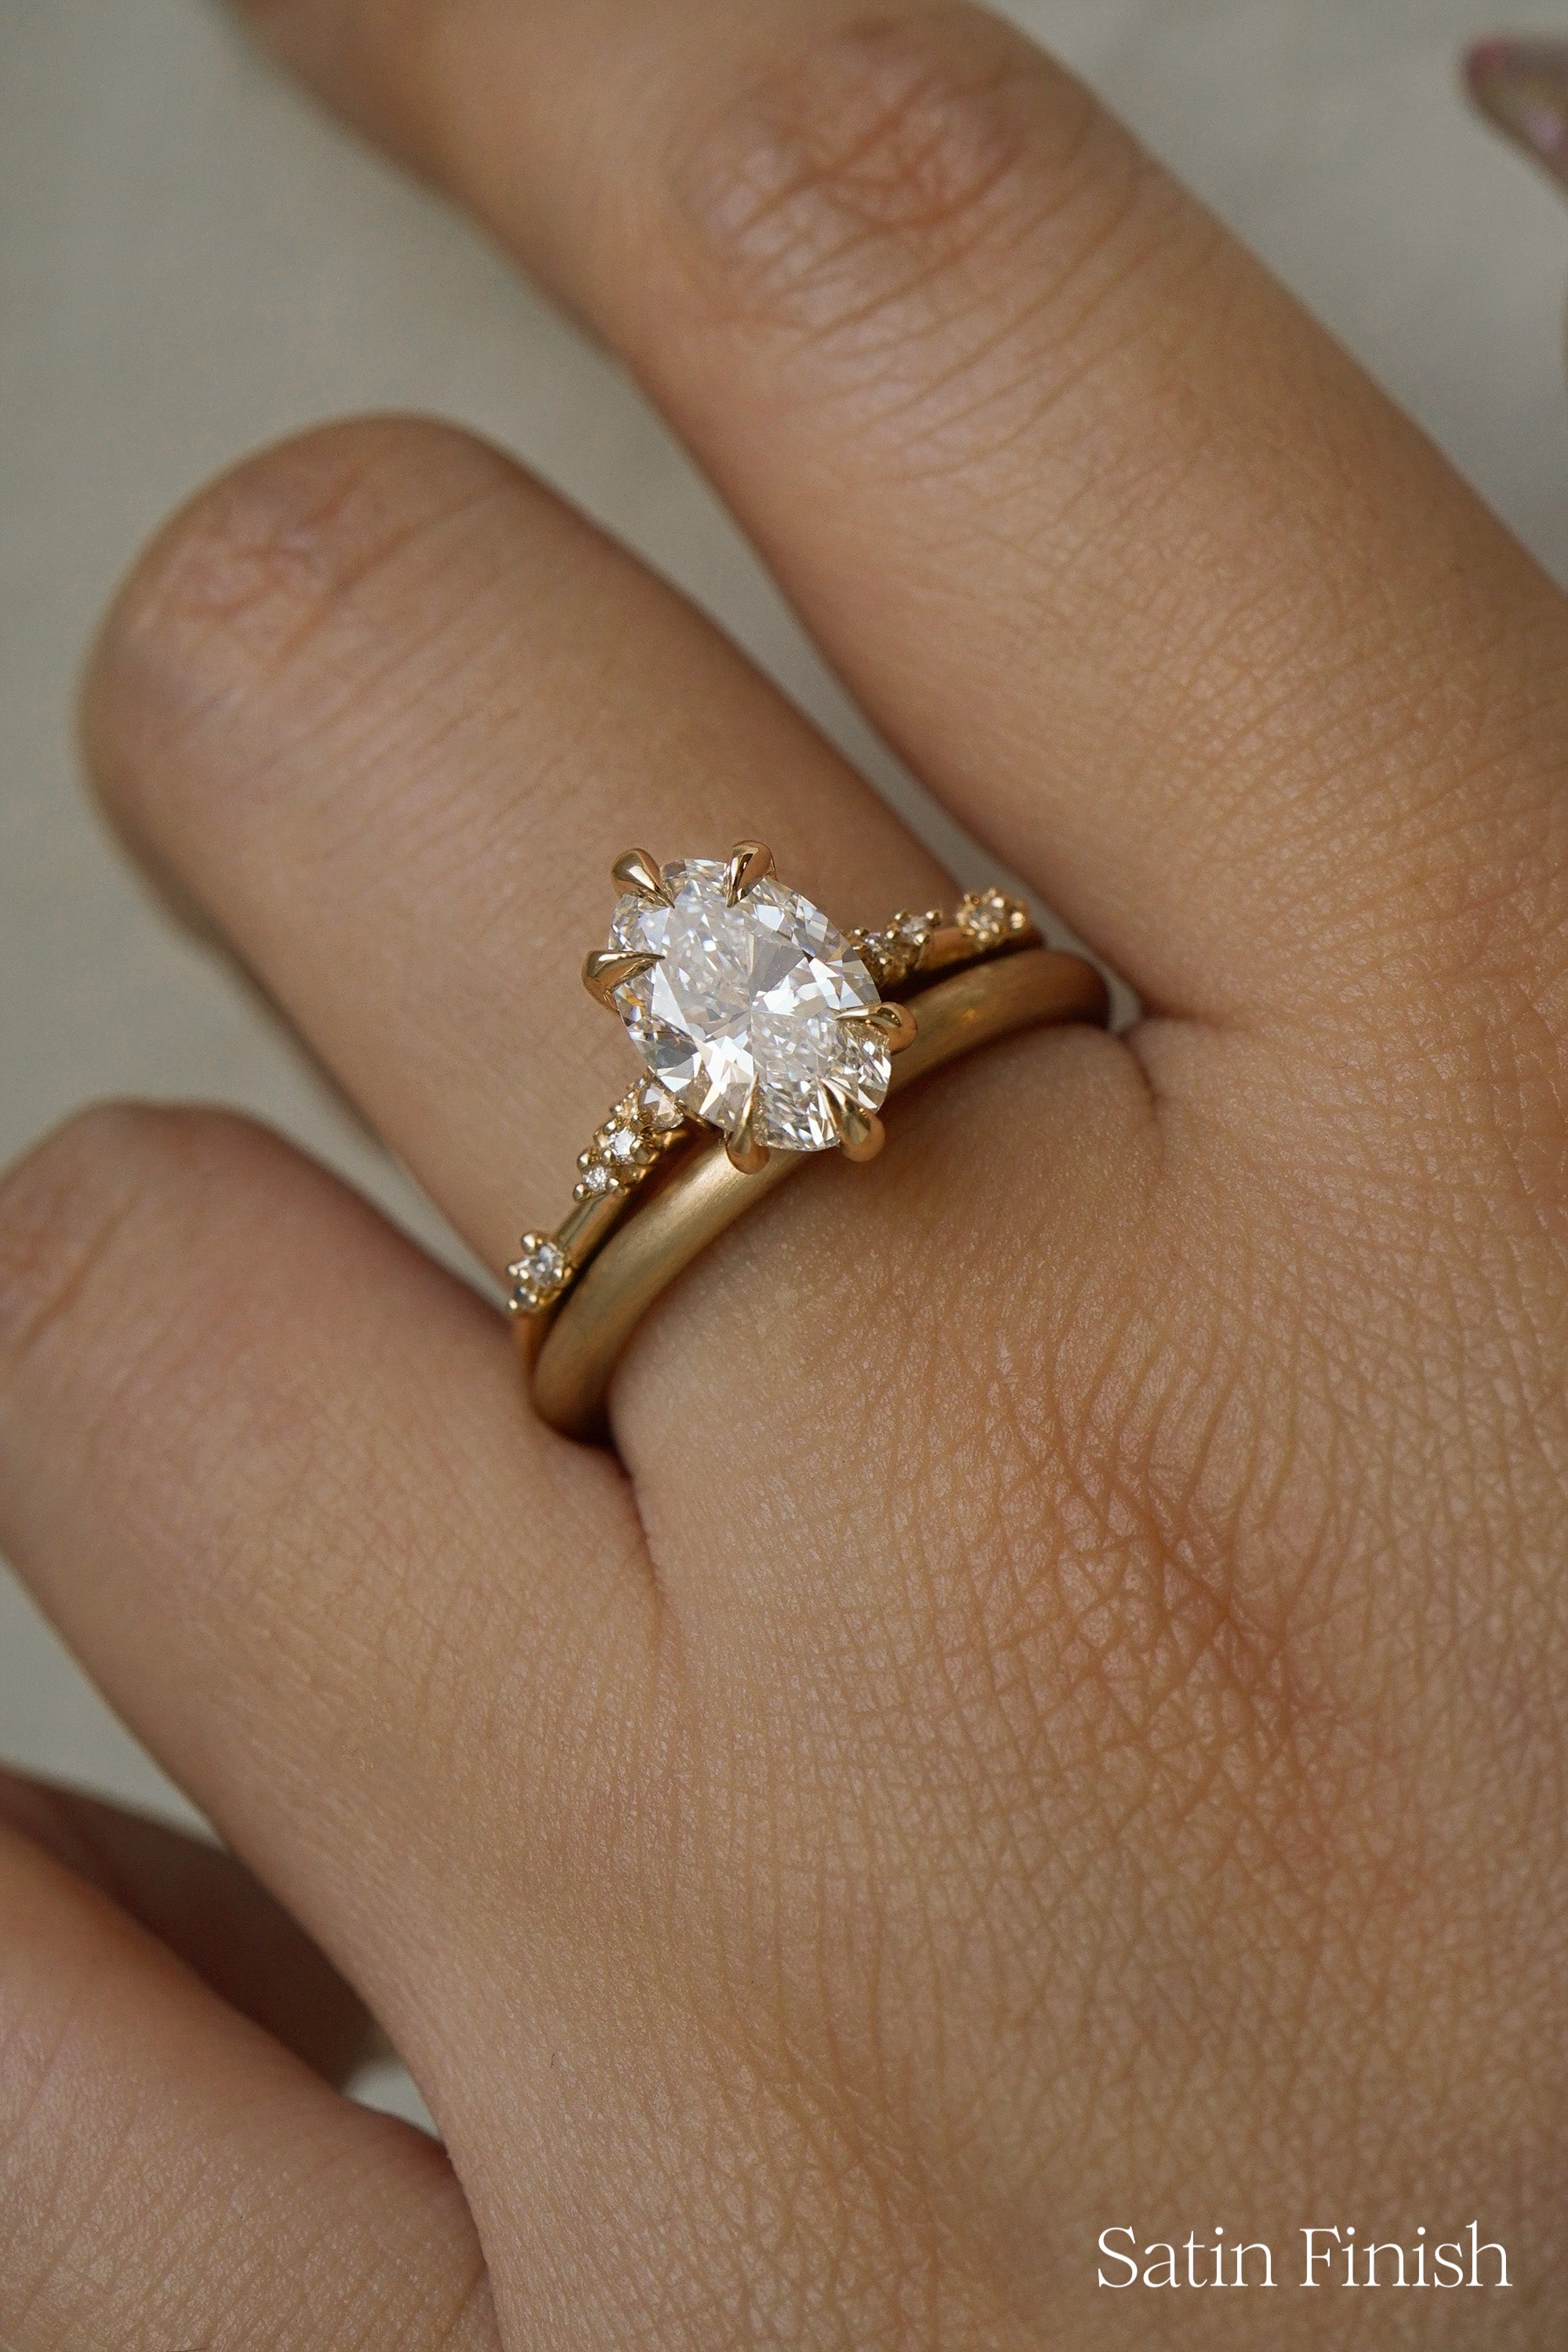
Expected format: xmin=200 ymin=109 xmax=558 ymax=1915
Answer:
xmin=0 ymin=1105 xmax=230 ymax=1384
xmin=83 ymin=415 xmax=511 ymax=833
xmin=668 ymin=6 xmax=1113 ymax=347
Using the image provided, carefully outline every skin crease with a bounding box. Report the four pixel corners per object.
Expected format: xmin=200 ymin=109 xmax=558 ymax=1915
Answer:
xmin=1 ymin=0 xmax=1567 ymax=2344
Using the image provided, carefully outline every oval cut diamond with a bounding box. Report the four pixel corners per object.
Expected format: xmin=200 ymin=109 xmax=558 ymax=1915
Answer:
xmin=608 ymin=859 xmax=892 ymax=1152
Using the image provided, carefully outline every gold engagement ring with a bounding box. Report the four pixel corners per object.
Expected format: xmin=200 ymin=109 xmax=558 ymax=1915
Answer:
xmin=511 ymin=844 xmax=1109 ymax=1439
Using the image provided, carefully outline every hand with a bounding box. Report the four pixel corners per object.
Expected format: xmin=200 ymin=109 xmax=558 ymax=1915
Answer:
xmin=3 ymin=5 xmax=1566 ymax=2344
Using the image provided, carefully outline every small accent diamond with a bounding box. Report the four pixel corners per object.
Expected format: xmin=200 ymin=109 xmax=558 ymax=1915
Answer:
xmin=506 ymin=1233 xmax=570 ymax=1316
xmin=848 ymin=906 xmax=943 ymax=990
xmin=604 ymin=1124 xmax=650 ymax=1167
xmin=956 ymin=887 xmax=1028 ymax=950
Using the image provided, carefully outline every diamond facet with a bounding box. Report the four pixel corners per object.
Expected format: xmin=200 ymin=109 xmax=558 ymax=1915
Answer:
xmin=637 ymin=1076 xmax=686 ymax=1132
xmin=608 ymin=859 xmax=892 ymax=1152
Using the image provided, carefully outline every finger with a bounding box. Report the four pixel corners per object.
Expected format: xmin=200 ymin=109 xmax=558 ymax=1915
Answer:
xmin=1468 ymin=38 xmax=1568 ymax=192
xmin=0 ymin=1105 xmax=647 ymax=2078
xmin=0 ymin=1767 xmax=378 ymax=2083
xmin=0 ymin=1824 xmax=496 ymax=2351
xmin=84 ymin=415 xmax=952 ymax=1274
xmin=239 ymin=0 xmax=1568 ymax=1021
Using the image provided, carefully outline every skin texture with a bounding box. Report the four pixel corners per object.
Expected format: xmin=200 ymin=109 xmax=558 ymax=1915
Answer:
xmin=2 ymin=2 xmax=1567 ymax=2344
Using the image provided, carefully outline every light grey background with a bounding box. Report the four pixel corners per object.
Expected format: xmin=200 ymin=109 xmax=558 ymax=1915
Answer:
xmin=4 ymin=0 xmax=1568 ymax=1820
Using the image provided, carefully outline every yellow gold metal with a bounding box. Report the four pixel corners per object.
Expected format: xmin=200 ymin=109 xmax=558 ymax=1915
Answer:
xmin=723 ymin=840 xmax=774 ymax=906
xmin=559 ymin=1196 xmax=621 ymax=1258
xmin=918 ymin=922 xmax=988 ymax=975
xmin=525 ymin=946 xmax=1110 ymax=1439
xmin=822 ymin=1083 xmax=884 ymax=1163
xmin=583 ymin=948 xmax=660 ymax=1009
xmin=725 ymin=1087 xmax=771 ymax=1176
xmin=841 ymin=1000 xmax=919 ymax=1054
xmin=848 ymin=893 xmax=1039 ymax=991
xmin=611 ymin=848 xmax=671 ymax=905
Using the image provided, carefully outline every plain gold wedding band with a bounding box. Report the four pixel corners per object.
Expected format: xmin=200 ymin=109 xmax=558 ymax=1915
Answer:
xmin=524 ymin=946 xmax=1109 ymax=1440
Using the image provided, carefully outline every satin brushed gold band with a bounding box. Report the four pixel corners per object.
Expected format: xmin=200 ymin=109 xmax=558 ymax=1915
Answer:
xmin=523 ymin=946 xmax=1109 ymax=1440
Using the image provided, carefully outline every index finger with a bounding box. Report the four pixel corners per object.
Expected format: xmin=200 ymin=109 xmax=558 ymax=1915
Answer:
xmin=238 ymin=0 xmax=1568 ymax=1025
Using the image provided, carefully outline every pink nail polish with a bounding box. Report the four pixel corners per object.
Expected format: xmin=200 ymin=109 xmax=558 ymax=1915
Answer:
xmin=1466 ymin=36 xmax=1568 ymax=188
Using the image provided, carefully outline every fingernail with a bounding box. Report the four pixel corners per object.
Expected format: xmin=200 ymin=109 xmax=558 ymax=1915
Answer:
xmin=1466 ymin=37 xmax=1568 ymax=190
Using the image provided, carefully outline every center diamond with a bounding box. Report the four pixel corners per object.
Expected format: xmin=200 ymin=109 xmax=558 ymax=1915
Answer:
xmin=608 ymin=859 xmax=892 ymax=1152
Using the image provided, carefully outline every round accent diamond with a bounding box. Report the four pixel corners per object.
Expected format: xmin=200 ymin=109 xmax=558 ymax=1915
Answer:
xmin=608 ymin=859 xmax=892 ymax=1152
xmin=956 ymin=887 xmax=1025 ymax=950
xmin=604 ymin=1124 xmax=649 ymax=1167
xmin=507 ymin=1234 xmax=570 ymax=1314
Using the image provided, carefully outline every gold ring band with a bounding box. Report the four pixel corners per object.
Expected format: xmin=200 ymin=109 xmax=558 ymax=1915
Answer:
xmin=524 ymin=944 xmax=1108 ymax=1439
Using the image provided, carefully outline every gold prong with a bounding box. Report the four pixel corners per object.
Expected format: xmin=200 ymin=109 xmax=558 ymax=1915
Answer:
xmin=840 ymin=1000 xmax=919 ymax=1054
xmin=611 ymin=848 xmax=671 ymax=905
xmin=583 ymin=949 xmax=660 ymax=1009
xmin=822 ymin=1083 xmax=884 ymax=1163
xmin=725 ymin=1085 xmax=771 ymax=1175
xmin=723 ymin=840 xmax=774 ymax=906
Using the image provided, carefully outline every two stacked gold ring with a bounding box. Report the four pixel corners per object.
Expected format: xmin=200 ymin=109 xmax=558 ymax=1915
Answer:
xmin=510 ymin=845 xmax=1109 ymax=1439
